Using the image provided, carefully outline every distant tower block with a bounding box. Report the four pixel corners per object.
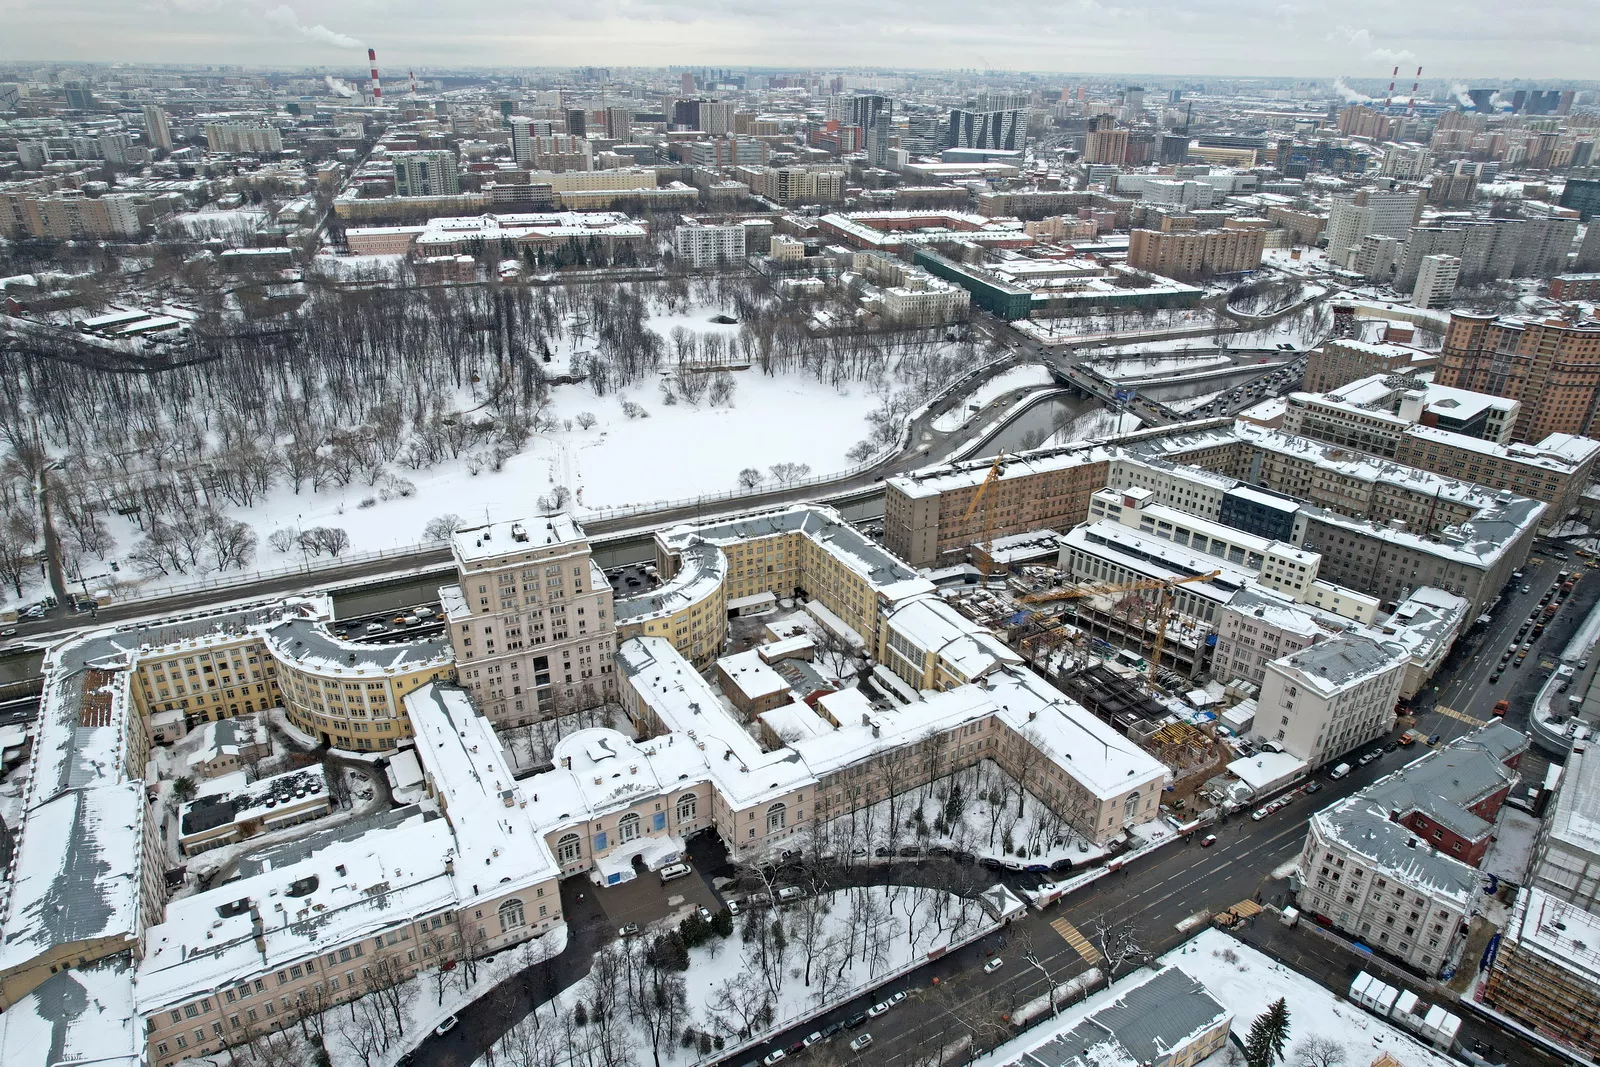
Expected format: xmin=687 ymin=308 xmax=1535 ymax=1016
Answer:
xmin=368 ymin=48 xmax=383 ymax=101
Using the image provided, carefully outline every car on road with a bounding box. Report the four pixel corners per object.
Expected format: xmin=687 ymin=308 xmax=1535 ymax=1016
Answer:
xmin=726 ymin=900 xmax=741 ymax=916
xmin=618 ymin=923 xmax=641 ymax=938
xmin=1201 ymin=834 xmax=1218 ymax=847
xmin=820 ymin=1023 xmax=842 ymax=1040
xmin=1522 ymin=585 xmax=1532 ymax=594
xmin=1358 ymin=751 xmax=1382 ymax=766
xmin=844 ymin=1012 xmax=869 ymax=1029
xmin=365 ymin=622 xmax=386 ymax=634
xmin=867 ymin=1002 xmax=889 ymax=1018
xmin=786 ymin=1041 xmax=806 ymax=1056
xmin=0 ymin=627 xmax=15 ymax=637
xmin=1490 ymin=670 xmax=1502 ymax=682
xmin=762 ymin=1051 xmax=787 ymax=1066
xmin=850 ymin=1035 xmax=874 ymax=1052
xmin=434 ymin=1015 xmax=459 ymax=1036
xmin=1305 ymin=781 xmax=1322 ymax=793
xmin=984 ymin=957 xmax=1005 ymax=973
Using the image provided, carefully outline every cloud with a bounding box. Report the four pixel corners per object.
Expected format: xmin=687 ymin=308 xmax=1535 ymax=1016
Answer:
xmin=262 ymin=4 xmax=360 ymax=49
xmin=1332 ymin=25 xmax=1416 ymax=66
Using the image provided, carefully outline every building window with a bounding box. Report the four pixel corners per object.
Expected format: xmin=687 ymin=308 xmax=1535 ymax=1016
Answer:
xmin=677 ymin=793 xmax=697 ymax=823
xmin=767 ymin=802 xmax=787 ymax=833
xmin=557 ymin=833 xmax=582 ymax=864
xmin=617 ymin=812 xmax=641 ymax=843
xmin=498 ymin=899 xmax=526 ymax=933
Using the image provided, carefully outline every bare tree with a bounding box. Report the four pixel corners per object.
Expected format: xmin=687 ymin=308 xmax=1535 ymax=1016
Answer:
xmin=1290 ymin=1036 xmax=1347 ymax=1067
xmin=424 ymin=514 xmax=464 ymax=541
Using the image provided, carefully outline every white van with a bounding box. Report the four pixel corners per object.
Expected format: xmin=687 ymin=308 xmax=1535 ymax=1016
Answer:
xmin=1329 ymin=763 xmax=1351 ymax=780
xmin=776 ymin=886 xmax=804 ymax=905
xmin=658 ymin=862 xmax=692 ymax=884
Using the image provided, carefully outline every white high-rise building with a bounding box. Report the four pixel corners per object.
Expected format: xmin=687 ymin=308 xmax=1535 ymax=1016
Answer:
xmin=142 ymin=104 xmax=172 ymax=151
xmin=1413 ymin=253 xmax=1461 ymax=310
xmin=204 ymin=123 xmax=282 ymax=155
xmin=1325 ymin=188 xmax=1421 ymax=266
xmin=673 ymin=223 xmax=747 ymax=267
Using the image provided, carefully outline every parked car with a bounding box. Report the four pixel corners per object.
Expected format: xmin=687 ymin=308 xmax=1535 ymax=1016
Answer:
xmin=803 ymin=1032 xmax=825 ymax=1048
xmin=849 ymin=1035 xmax=874 ymax=1052
xmin=844 ymin=1013 xmax=869 ymax=1029
xmin=1201 ymin=834 xmax=1218 ymax=847
xmin=984 ymin=957 xmax=1005 ymax=973
xmin=658 ymin=862 xmax=692 ymax=883
xmin=886 ymin=991 xmax=907 ymax=1007
xmin=618 ymin=923 xmax=640 ymax=938
xmin=776 ymin=886 xmax=805 ymax=904
xmin=762 ymin=1051 xmax=787 ymax=1066
xmin=434 ymin=1015 xmax=459 ymax=1036
xmin=867 ymin=1002 xmax=889 ymax=1018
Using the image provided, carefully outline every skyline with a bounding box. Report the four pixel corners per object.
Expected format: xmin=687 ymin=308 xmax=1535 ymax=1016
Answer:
xmin=1 ymin=0 xmax=1597 ymax=81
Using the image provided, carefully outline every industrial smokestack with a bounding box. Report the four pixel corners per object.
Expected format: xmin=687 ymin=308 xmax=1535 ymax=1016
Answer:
xmin=368 ymin=47 xmax=382 ymax=101
xmin=409 ymin=69 xmax=417 ymax=96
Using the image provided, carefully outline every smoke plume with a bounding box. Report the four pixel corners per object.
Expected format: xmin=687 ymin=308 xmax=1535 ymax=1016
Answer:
xmin=1331 ymin=77 xmax=1375 ymax=105
xmin=264 ymin=5 xmax=361 ymax=49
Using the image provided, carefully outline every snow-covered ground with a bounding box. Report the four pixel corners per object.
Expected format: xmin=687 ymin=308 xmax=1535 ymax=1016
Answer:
xmin=1169 ymin=929 xmax=1457 ymax=1067
xmin=797 ymin=759 xmax=1111 ymax=868
xmin=1085 ymin=352 xmax=1233 ymax=379
xmin=932 ymin=365 xmax=1059 ymax=431
xmin=1037 ymin=409 xmax=1143 ymax=448
xmin=472 ymin=883 xmax=993 ymax=1067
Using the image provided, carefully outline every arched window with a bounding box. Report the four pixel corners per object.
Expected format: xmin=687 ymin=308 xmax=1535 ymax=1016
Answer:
xmin=766 ymin=802 xmax=787 ymax=833
xmin=557 ymin=833 xmax=582 ymax=864
xmin=1123 ymin=791 xmax=1141 ymax=821
xmin=498 ymin=898 xmax=525 ymax=932
xmin=677 ymin=793 xmax=698 ymax=824
xmin=618 ymin=812 xmax=641 ymax=843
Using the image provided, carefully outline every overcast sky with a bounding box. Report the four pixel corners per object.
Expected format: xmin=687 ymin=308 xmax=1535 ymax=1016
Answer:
xmin=1 ymin=0 xmax=1593 ymax=80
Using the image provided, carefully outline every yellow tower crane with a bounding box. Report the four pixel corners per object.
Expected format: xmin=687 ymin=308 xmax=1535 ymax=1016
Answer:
xmin=1019 ymin=570 xmax=1221 ymax=675
xmin=961 ymin=453 xmax=1007 ymax=579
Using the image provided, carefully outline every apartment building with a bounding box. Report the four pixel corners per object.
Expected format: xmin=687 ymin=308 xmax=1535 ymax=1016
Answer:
xmin=0 ymin=190 xmax=151 ymax=238
xmin=392 ymin=150 xmax=460 ymax=196
xmin=672 ymin=221 xmax=747 ymax=267
xmin=441 ymin=516 xmax=617 ymax=727
xmin=1325 ymin=188 xmax=1424 ymax=265
xmin=1126 ymin=226 xmax=1266 ymax=280
xmin=1394 ymin=427 xmax=1599 ymax=529
xmin=1482 ymin=888 xmax=1600 ymax=1058
xmin=142 ymin=104 xmax=173 ymax=151
xmin=1303 ymin=338 xmax=1434 ymax=394
xmin=1255 ymin=634 xmax=1405 ymax=765
xmin=1299 ymin=799 xmax=1475 ymax=976
xmin=1436 ymin=311 xmax=1600 ymax=441
xmin=1083 ymin=126 xmax=1129 ymax=165
xmin=203 ymin=123 xmax=282 ymax=155
xmin=735 ymin=165 xmax=844 ymax=205
xmin=1292 ymin=373 xmax=1521 ymax=449
xmin=1412 ymin=253 xmax=1460 ymax=310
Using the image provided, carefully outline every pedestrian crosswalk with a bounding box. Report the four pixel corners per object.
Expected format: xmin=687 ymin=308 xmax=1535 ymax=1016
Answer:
xmin=1434 ymin=705 xmax=1484 ymax=726
xmin=1051 ymin=917 xmax=1103 ymax=964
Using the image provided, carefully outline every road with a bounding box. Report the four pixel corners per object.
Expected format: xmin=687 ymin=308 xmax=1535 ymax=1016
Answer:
xmin=1407 ymin=535 xmax=1594 ymax=755
xmin=719 ymin=731 xmax=1563 ymax=1067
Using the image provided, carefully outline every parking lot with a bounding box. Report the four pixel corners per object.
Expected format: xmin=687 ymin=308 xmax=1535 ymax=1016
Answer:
xmin=588 ymin=859 xmax=725 ymax=934
xmin=328 ymin=601 xmax=446 ymax=644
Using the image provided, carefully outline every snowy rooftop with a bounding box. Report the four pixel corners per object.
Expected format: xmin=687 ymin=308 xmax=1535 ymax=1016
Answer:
xmin=1403 ymin=424 xmax=1600 ymax=473
xmin=452 ymin=513 xmax=588 ymax=566
xmin=759 ymin=701 xmax=835 ymax=743
xmin=0 ymin=953 xmax=141 ymax=1067
xmin=1312 ymin=799 xmax=1480 ymax=907
xmin=1372 ymin=587 xmax=1470 ymax=666
xmin=995 ymin=966 xmax=1230 ymax=1067
xmin=1228 ymin=751 xmax=1309 ymax=792
xmin=1065 ymin=523 xmax=1253 ymax=601
xmin=659 ymin=504 xmax=925 ymax=593
xmin=1503 ymin=885 xmax=1600 ymax=986
xmin=137 ymin=811 xmax=459 ymax=1013
xmin=717 ymin=648 xmax=792 ymax=702
xmin=1359 ymin=731 xmax=1520 ymax=842
xmin=605 ymin=635 xmax=1165 ymax=814
xmin=0 ymin=783 xmax=147 ymax=975
xmin=882 ymin=597 xmax=1023 ymax=683
xmin=615 ymin=539 xmax=727 ymax=625
xmin=1274 ymin=633 xmax=1402 ymax=696
xmin=1538 ymin=740 xmax=1600 ymax=857
xmin=261 ymin=615 xmax=452 ymax=678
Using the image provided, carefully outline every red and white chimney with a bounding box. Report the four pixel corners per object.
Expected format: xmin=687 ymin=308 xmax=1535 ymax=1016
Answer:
xmin=368 ymin=48 xmax=382 ymax=101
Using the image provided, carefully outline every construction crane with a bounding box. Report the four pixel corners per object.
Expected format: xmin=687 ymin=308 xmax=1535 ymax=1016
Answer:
xmin=1019 ymin=570 xmax=1220 ymax=676
xmin=961 ymin=453 xmax=1006 ymax=579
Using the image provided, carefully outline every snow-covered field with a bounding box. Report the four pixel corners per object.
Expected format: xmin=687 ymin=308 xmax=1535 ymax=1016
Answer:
xmin=1168 ymin=929 xmax=1457 ymax=1067
xmin=473 ymin=883 xmax=993 ymax=1067
xmin=799 ymin=759 xmax=1111 ymax=868
xmin=932 ymin=365 xmax=1058 ymax=431
xmin=1085 ymin=352 xmax=1233 ymax=379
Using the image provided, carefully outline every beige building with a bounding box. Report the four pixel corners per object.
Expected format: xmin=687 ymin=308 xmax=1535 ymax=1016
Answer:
xmin=1437 ymin=311 xmax=1600 ymax=441
xmin=1303 ymin=338 xmax=1434 ymax=394
xmin=442 ymin=516 xmax=617 ymax=727
xmin=1127 ymin=226 xmax=1266 ymax=280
